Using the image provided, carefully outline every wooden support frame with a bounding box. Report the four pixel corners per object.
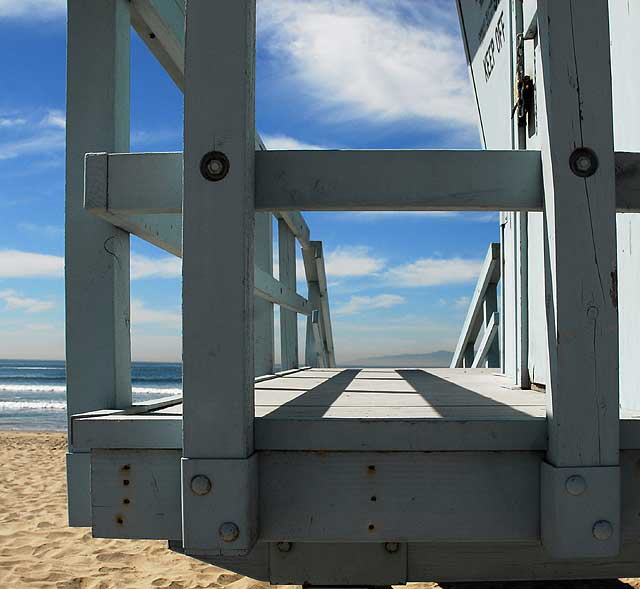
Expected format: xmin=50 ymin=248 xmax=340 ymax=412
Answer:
xmin=181 ymin=0 xmax=258 ymax=555
xmin=65 ymin=0 xmax=132 ymax=526
xmin=254 ymin=212 xmax=274 ymax=376
xmin=450 ymin=244 xmax=500 ymax=368
xmin=537 ymin=0 xmax=620 ymax=559
xmin=471 ymin=313 xmax=499 ymax=369
xmin=278 ymin=219 xmax=298 ymax=371
xmin=85 ymin=149 xmax=640 ymax=214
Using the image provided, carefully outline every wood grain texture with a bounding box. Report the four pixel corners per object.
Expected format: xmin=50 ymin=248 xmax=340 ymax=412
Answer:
xmin=278 ymin=219 xmax=298 ymax=370
xmin=537 ymin=0 xmax=619 ymax=467
xmin=65 ymin=1 xmax=132 ymax=423
xmin=181 ymin=0 xmax=256 ymax=459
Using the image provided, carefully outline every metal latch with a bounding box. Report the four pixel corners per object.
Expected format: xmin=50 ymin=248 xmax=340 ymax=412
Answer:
xmin=512 ymin=34 xmax=534 ymax=127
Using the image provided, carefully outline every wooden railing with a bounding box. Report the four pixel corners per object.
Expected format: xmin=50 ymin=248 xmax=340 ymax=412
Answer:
xmin=450 ymin=243 xmax=500 ymax=369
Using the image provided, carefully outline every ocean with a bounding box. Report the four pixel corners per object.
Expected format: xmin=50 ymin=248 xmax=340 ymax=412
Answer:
xmin=0 ymin=359 xmax=182 ymax=432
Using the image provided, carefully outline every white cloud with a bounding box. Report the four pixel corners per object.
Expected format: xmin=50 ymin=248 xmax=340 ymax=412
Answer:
xmin=131 ymin=299 xmax=181 ymax=328
xmin=18 ymin=223 xmax=64 ymax=238
xmin=0 ymin=289 xmax=55 ymax=313
xmin=0 ymin=116 xmax=26 ymax=127
xmin=440 ymin=295 xmax=471 ymax=309
xmin=262 ymin=134 xmax=327 ymax=150
xmin=43 ymin=109 xmax=65 ymax=129
xmin=385 ymin=257 xmax=482 ymax=287
xmin=0 ymin=132 xmax=65 ymax=161
xmin=0 ymin=0 xmax=65 ymax=19
xmin=335 ymin=293 xmax=405 ymax=315
xmin=325 ymin=245 xmax=384 ymax=277
xmin=258 ymin=0 xmax=477 ymax=130
xmin=131 ymin=253 xmax=181 ymax=280
xmin=0 ymin=250 xmax=63 ymax=278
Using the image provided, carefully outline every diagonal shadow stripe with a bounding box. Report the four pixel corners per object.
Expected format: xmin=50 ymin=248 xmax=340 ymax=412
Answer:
xmin=264 ymin=369 xmax=361 ymax=419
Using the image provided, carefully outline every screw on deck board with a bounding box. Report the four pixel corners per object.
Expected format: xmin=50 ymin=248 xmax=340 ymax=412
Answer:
xmin=219 ymin=522 xmax=240 ymax=543
xmin=190 ymin=474 xmax=212 ymax=496
xmin=277 ymin=541 xmax=292 ymax=553
xmin=593 ymin=520 xmax=614 ymax=541
xmin=385 ymin=542 xmax=400 ymax=553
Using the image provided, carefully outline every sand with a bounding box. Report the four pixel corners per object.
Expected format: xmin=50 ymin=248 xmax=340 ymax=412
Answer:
xmin=1 ymin=431 xmax=640 ymax=589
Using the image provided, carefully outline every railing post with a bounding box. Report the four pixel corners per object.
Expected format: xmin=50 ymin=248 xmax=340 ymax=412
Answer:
xmin=483 ymin=283 xmax=499 ymax=367
xmin=278 ymin=219 xmax=298 ymax=370
xmin=65 ymin=0 xmax=132 ymax=526
xmin=537 ymin=0 xmax=620 ymax=559
xmin=254 ymin=212 xmax=274 ymax=376
xmin=181 ymin=0 xmax=258 ymax=555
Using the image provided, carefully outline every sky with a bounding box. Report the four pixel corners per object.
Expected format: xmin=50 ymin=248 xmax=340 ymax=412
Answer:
xmin=0 ymin=0 xmax=498 ymax=364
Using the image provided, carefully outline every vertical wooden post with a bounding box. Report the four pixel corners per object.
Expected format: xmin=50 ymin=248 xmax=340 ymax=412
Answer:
xmin=537 ymin=0 xmax=620 ymax=559
xmin=65 ymin=0 xmax=132 ymax=526
xmin=181 ymin=0 xmax=258 ymax=554
xmin=462 ymin=342 xmax=475 ymax=368
xmin=483 ymin=283 xmax=499 ymax=367
xmin=254 ymin=212 xmax=274 ymax=376
xmin=279 ymin=219 xmax=298 ymax=370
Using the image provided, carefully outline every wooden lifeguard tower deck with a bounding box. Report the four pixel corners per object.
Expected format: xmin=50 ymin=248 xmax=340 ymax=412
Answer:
xmin=64 ymin=0 xmax=640 ymax=585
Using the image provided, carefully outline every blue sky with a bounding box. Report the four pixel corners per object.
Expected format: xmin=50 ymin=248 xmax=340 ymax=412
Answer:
xmin=0 ymin=0 xmax=498 ymax=363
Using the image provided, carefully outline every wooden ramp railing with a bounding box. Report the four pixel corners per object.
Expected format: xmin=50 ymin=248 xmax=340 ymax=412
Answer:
xmin=450 ymin=243 xmax=500 ymax=369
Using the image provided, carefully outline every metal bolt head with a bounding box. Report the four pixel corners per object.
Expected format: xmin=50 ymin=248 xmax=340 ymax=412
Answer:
xmin=200 ymin=150 xmax=230 ymax=182
xmin=593 ymin=520 xmax=613 ymax=541
xmin=276 ymin=541 xmax=292 ymax=553
xmin=219 ymin=522 xmax=240 ymax=543
xmin=190 ymin=474 xmax=212 ymax=496
xmin=569 ymin=147 xmax=599 ymax=177
xmin=565 ymin=474 xmax=587 ymax=496
xmin=385 ymin=542 xmax=400 ymax=554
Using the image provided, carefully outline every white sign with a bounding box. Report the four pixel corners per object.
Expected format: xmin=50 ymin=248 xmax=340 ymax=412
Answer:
xmin=457 ymin=0 xmax=514 ymax=149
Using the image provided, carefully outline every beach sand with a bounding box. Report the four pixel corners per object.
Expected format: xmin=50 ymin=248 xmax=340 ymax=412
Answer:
xmin=0 ymin=431 xmax=639 ymax=589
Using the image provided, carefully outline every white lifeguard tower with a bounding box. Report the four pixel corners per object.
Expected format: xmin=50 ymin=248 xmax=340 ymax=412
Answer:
xmin=65 ymin=0 xmax=640 ymax=584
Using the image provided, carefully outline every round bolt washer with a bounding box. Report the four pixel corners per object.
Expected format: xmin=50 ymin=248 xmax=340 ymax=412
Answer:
xmin=276 ymin=541 xmax=293 ymax=553
xmin=593 ymin=520 xmax=614 ymax=541
xmin=569 ymin=147 xmax=599 ymax=178
xmin=565 ymin=474 xmax=587 ymax=496
xmin=200 ymin=150 xmax=230 ymax=182
xmin=219 ymin=522 xmax=240 ymax=543
xmin=190 ymin=474 xmax=212 ymax=496
xmin=385 ymin=542 xmax=400 ymax=554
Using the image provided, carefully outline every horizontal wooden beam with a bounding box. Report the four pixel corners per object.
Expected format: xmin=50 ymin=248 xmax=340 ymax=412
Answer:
xmin=87 ymin=150 xmax=640 ymax=213
xmin=450 ymin=243 xmax=501 ymax=368
xmin=275 ymin=211 xmax=310 ymax=248
xmin=255 ymin=266 xmax=310 ymax=316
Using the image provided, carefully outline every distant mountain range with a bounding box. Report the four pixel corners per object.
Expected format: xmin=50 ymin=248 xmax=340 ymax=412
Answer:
xmin=341 ymin=350 xmax=453 ymax=368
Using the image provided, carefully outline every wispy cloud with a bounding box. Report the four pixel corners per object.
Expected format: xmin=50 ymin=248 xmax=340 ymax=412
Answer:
xmin=18 ymin=223 xmax=64 ymax=238
xmin=131 ymin=253 xmax=181 ymax=280
xmin=335 ymin=293 xmax=405 ymax=315
xmin=0 ymin=108 xmax=66 ymax=161
xmin=262 ymin=134 xmax=327 ymax=150
xmin=440 ymin=295 xmax=471 ymax=309
xmin=325 ymin=245 xmax=385 ymax=277
xmin=0 ymin=289 xmax=55 ymax=313
xmin=0 ymin=250 xmax=63 ymax=278
xmin=258 ymin=0 xmax=477 ymax=130
xmin=385 ymin=257 xmax=482 ymax=287
xmin=131 ymin=299 xmax=181 ymax=328
xmin=0 ymin=0 xmax=65 ymax=19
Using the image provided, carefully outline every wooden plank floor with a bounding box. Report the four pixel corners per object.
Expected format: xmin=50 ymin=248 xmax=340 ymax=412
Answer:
xmin=154 ymin=368 xmax=546 ymax=419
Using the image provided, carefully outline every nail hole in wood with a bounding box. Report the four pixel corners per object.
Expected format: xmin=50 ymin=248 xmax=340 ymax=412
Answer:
xmin=123 ymin=479 xmax=130 ymax=486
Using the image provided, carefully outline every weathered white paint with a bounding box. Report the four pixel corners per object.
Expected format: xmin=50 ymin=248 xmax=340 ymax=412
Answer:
xmin=254 ymin=212 xmax=274 ymax=376
xmin=278 ymin=219 xmax=298 ymax=370
xmin=65 ymin=0 xmax=132 ymax=526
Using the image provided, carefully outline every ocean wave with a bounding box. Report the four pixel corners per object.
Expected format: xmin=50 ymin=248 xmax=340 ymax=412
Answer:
xmin=0 ymin=400 xmax=67 ymax=411
xmin=0 ymin=366 xmax=63 ymax=370
xmin=0 ymin=384 xmax=182 ymax=395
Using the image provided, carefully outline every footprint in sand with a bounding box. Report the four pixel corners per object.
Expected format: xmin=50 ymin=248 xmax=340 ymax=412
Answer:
xmin=217 ymin=573 xmax=244 ymax=584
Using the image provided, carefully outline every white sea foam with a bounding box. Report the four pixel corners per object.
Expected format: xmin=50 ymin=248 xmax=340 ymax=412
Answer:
xmin=0 ymin=384 xmax=182 ymax=395
xmin=0 ymin=400 xmax=67 ymax=411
